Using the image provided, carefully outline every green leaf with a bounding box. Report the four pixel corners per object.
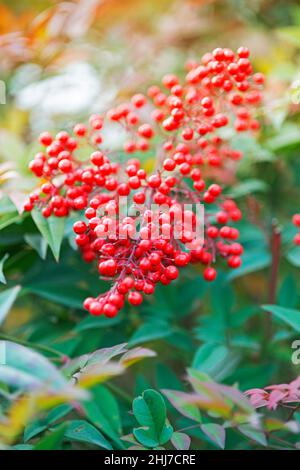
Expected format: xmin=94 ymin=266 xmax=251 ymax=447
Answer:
xmin=83 ymin=401 xmax=123 ymax=447
xmin=24 ymin=405 xmax=72 ymax=442
xmin=237 ymin=425 xmax=267 ymax=447
xmin=286 ymin=245 xmax=300 ymax=267
xmin=201 ymin=423 xmax=225 ymax=449
xmin=192 ymin=343 xmax=240 ymax=381
xmin=162 ymin=390 xmax=202 ymax=423
xmin=171 ymin=432 xmax=191 ymax=450
xmin=75 ymin=314 xmax=122 ymax=331
xmin=24 ymin=422 xmax=47 ymax=442
xmin=0 ymin=254 xmax=9 ymax=284
xmin=65 ymin=420 xmax=112 ymax=449
xmin=0 ymin=285 xmax=21 ymax=325
xmin=262 ymin=305 xmax=300 ymax=333
xmin=91 ymin=385 xmax=121 ymax=434
xmin=34 ymin=424 xmax=67 ymax=450
xmin=133 ymin=389 xmax=166 ymax=435
xmin=24 ymin=234 xmax=48 ymax=259
xmin=265 ymin=123 xmax=300 ymax=151
xmin=133 ymin=389 xmax=173 ymax=447
xmin=31 ymin=209 xmax=65 ymax=261
xmin=0 ymin=341 xmax=80 ymax=396
xmin=45 ymin=404 xmax=72 ymax=425
xmin=230 ymin=179 xmax=268 ymax=198
xmin=278 ymin=275 xmax=298 ymax=308
xmin=0 ymin=204 xmax=20 ymax=231
xmin=26 ymin=282 xmax=88 ymax=309
xmin=128 ymin=320 xmax=172 ymax=346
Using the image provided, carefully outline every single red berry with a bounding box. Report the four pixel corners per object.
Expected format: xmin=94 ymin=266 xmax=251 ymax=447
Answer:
xmin=164 ymin=265 xmax=179 ymax=280
xmin=73 ymin=221 xmax=87 ymax=234
xmin=89 ymin=301 xmax=103 ymax=316
xmin=74 ymin=123 xmax=87 ymax=137
xmin=293 ymin=214 xmax=300 ymax=227
xmin=203 ymin=267 xmax=217 ymax=282
xmin=128 ymin=291 xmax=143 ymax=306
xmin=39 ymin=132 xmax=53 ymax=146
xmin=228 ymin=256 xmax=242 ymax=268
xmin=103 ymin=303 xmax=118 ymax=318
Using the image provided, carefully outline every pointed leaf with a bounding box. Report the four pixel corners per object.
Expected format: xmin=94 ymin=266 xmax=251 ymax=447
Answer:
xmin=0 ymin=254 xmax=9 ymax=284
xmin=65 ymin=420 xmax=112 ymax=449
xmin=262 ymin=305 xmax=300 ymax=333
xmin=0 ymin=286 xmax=21 ymax=325
xmin=162 ymin=389 xmax=202 ymax=422
xmin=237 ymin=425 xmax=267 ymax=447
xmin=34 ymin=424 xmax=67 ymax=450
xmin=201 ymin=423 xmax=225 ymax=449
xmin=171 ymin=432 xmax=191 ymax=450
xmin=32 ymin=209 xmax=65 ymax=261
xmin=24 ymin=234 xmax=47 ymax=259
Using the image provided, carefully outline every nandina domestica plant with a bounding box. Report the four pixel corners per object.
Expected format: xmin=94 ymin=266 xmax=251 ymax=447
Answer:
xmin=24 ymin=47 xmax=264 ymax=318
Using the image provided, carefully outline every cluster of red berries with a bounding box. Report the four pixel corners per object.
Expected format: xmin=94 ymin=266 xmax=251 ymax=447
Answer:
xmin=24 ymin=47 xmax=263 ymax=317
xmin=292 ymin=215 xmax=300 ymax=245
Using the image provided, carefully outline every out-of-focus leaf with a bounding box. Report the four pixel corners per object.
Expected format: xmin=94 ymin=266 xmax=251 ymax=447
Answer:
xmin=192 ymin=343 xmax=240 ymax=381
xmin=2 ymin=341 xmax=67 ymax=391
xmin=24 ymin=234 xmax=47 ymax=259
xmin=83 ymin=400 xmax=124 ymax=447
xmin=237 ymin=425 xmax=267 ymax=447
xmin=0 ymin=396 xmax=36 ymax=443
xmin=120 ymin=347 xmax=156 ymax=367
xmin=230 ymin=179 xmax=268 ymax=198
xmin=65 ymin=420 xmax=112 ymax=449
xmin=24 ymin=404 xmax=72 ymax=442
xmin=34 ymin=424 xmax=67 ymax=450
xmin=278 ymin=275 xmax=298 ymax=308
xmin=66 ymin=343 xmax=155 ymax=388
xmin=286 ymin=245 xmax=300 ymax=268
xmin=262 ymin=305 xmax=300 ymax=333
xmin=128 ymin=320 xmax=172 ymax=346
xmin=0 ymin=285 xmax=21 ymax=324
xmin=31 ymin=209 xmax=65 ymax=261
xmin=0 ymin=253 xmax=9 ymax=284
xmin=25 ymin=282 xmax=88 ymax=309
xmin=24 ymin=422 xmax=47 ymax=442
xmin=76 ymin=362 xmax=124 ymax=388
xmin=162 ymin=390 xmax=202 ymax=423
xmin=265 ymin=124 xmax=300 ymax=151
xmin=171 ymin=432 xmax=191 ymax=450
xmin=75 ymin=314 xmax=122 ymax=331
xmin=186 ymin=373 xmax=253 ymax=417
xmin=201 ymin=423 xmax=225 ymax=449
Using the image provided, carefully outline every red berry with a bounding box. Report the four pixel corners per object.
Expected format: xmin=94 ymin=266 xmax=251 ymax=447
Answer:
xmin=128 ymin=291 xmax=143 ymax=306
xmin=73 ymin=221 xmax=87 ymax=234
xmin=164 ymin=265 xmax=179 ymax=280
xmin=39 ymin=132 xmax=53 ymax=146
xmin=293 ymin=214 xmax=300 ymax=227
xmin=228 ymin=256 xmax=242 ymax=268
xmin=203 ymin=267 xmax=217 ymax=282
xmin=103 ymin=303 xmax=118 ymax=318
xmin=89 ymin=302 xmax=103 ymax=316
